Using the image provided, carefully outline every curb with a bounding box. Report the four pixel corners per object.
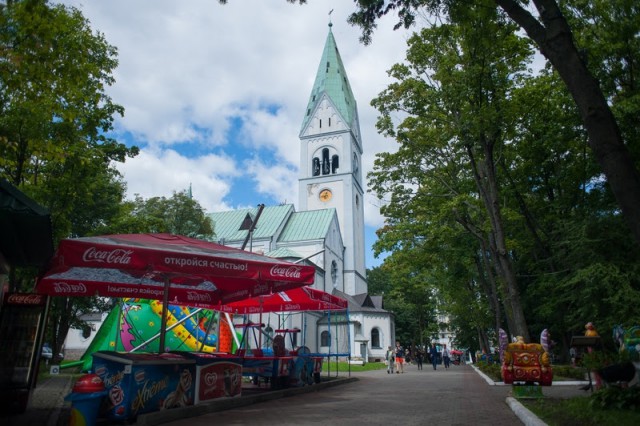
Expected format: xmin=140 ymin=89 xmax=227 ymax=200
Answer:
xmin=470 ymin=365 xmax=590 ymax=426
xmin=470 ymin=366 xmax=548 ymax=425
xmin=506 ymin=397 xmax=548 ymax=426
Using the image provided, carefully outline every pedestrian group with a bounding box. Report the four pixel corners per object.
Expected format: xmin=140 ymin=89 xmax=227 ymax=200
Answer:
xmin=386 ymin=341 xmax=458 ymax=374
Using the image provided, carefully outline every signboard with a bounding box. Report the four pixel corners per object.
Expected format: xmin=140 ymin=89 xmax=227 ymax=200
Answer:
xmin=0 ymin=293 xmax=49 ymax=414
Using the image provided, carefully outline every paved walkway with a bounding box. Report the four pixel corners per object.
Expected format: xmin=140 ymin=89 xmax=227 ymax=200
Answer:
xmin=2 ymin=363 xmax=589 ymax=426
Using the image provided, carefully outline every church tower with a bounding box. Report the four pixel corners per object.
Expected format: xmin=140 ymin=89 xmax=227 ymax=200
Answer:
xmin=298 ymin=23 xmax=367 ymax=296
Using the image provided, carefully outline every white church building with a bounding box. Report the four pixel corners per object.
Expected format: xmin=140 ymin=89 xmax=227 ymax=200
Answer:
xmin=208 ymin=23 xmax=394 ymax=362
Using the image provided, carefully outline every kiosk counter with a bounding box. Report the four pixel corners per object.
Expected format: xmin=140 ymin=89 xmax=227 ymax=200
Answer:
xmin=92 ymin=351 xmax=196 ymax=421
xmin=171 ymin=352 xmax=242 ymax=403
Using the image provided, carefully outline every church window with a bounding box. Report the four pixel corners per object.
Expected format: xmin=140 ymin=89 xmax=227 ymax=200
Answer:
xmin=332 ymin=154 xmax=339 ymax=174
xmin=312 ymin=158 xmax=320 ymax=176
xmin=321 ymin=331 xmax=330 ymax=347
xmin=322 ymin=149 xmax=330 ymax=175
xmin=319 ymin=119 xmax=322 ymax=128
xmin=328 ymin=117 xmax=331 ymax=127
xmin=307 ymin=109 xmax=310 ymax=116
xmin=371 ymin=328 xmax=381 ymax=349
xmin=312 ymin=95 xmax=316 ymax=101
xmin=81 ymin=325 xmax=92 ymax=339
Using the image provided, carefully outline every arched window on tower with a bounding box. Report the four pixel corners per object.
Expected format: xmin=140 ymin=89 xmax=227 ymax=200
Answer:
xmin=322 ymin=148 xmax=330 ymax=175
xmin=312 ymin=157 xmax=320 ymax=176
xmin=331 ymin=154 xmax=339 ymax=174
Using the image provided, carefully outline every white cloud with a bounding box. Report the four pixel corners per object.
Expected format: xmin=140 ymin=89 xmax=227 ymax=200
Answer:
xmin=58 ymin=0 xmax=414 ymax=266
xmin=115 ymin=149 xmax=237 ymax=213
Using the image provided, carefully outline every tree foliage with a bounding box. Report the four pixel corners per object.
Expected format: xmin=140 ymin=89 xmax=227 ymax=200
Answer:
xmin=349 ymin=0 xmax=640 ymax=242
xmin=103 ymin=190 xmax=215 ymax=239
xmin=0 ymin=0 xmax=138 ymax=361
xmin=370 ymin=2 xmax=537 ymax=339
xmin=365 ymin=0 xmax=640 ymax=356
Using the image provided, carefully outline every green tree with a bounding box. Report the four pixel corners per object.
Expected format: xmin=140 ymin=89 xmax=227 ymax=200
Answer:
xmin=370 ymin=4 xmax=535 ymax=340
xmin=347 ymin=0 xmax=640 ymax=245
xmin=0 ymin=0 xmax=138 ymax=361
xmin=103 ymin=190 xmax=215 ymax=239
xmin=366 ymin=265 xmax=393 ymax=296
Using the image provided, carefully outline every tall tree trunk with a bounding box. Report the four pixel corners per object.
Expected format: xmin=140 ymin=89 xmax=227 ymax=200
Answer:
xmin=475 ymin=241 xmax=510 ymax=338
xmin=468 ymin=144 xmax=530 ymax=341
xmin=497 ymin=0 xmax=640 ymax=245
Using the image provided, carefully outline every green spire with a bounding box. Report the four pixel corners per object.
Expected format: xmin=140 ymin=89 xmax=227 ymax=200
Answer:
xmin=300 ymin=23 xmax=357 ymax=134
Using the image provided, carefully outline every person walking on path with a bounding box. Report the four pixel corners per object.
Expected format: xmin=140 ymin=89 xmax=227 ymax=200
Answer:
xmin=429 ymin=343 xmax=439 ymax=370
xmin=415 ymin=348 xmax=424 ymax=370
xmin=385 ymin=345 xmax=395 ymax=374
xmin=442 ymin=344 xmax=451 ymax=369
xmin=394 ymin=341 xmax=405 ymax=373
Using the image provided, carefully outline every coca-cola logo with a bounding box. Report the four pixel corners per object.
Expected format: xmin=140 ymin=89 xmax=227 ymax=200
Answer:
xmin=269 ymin=265 xmax=303 ymax=279
xmin=53 ymin=282 xmax=88 ymax=294
xmin=82 ymin=247 xmax=133 ymax=265
xmin=6 ymin=293 xmax=45 ymax=306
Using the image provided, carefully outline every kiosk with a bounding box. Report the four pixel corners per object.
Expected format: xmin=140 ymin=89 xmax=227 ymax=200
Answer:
xmin=92 ymin=351 xmax=196 ymax=421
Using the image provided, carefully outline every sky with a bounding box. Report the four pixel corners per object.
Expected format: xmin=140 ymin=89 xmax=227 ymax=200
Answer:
xmin=56 ymin=0 xmax=414 ymax=268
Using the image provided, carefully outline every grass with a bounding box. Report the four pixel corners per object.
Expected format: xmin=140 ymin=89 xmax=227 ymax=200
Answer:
xmin=474 ymin=361 xmax=640 ymax=425
xmin=522 ymin=394 xmax=640 ymax=426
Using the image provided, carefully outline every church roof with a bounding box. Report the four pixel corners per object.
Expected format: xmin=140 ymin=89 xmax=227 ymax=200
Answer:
xmin=300 ymin=23 xmax=357 ymax=133
xmin=278 ymin=209 xmax=336 ymax=242
xmin=209 ymin=204 xmax=294 ymax=243
xmin=331 ymin=289 xmax=389 ymax=314
xmin=209 ymin=205 xmax=336 ymax=245
xmin=265 ymin=247 xmax=303 ymax=259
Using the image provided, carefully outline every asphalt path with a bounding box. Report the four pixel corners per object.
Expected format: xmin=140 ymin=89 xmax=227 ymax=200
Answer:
xmin=158 ymin=363 xmax=583 ymax=426
xmin=5 ymin=362 xmax=588 ymax=426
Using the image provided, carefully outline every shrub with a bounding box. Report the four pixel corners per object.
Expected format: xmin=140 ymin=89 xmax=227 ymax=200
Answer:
xmin=552 ymin=365 xmax=587 ymax=380
xmin=475 ymin=360 xmax=502 ymax=381
xmin=590 ymin=386 xmax=640 ymax=411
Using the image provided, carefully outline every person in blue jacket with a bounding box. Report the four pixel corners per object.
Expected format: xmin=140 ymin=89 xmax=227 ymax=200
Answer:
xmin=429 ymin=343 xmax=439 ymax=370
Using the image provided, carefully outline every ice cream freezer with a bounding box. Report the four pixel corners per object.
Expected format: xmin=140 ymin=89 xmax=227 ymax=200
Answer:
xmin=171 ymin=351 xmax=242 ymax=403
xmin=92 ymin=351 xmax=196 ymax=421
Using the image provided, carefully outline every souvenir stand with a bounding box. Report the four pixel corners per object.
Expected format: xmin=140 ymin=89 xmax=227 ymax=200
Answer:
xmin=34 ymin=233 xmax=315 ymax=421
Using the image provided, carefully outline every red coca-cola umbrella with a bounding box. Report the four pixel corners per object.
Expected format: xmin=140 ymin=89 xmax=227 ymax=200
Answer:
xmin=35 ymin=233 xmax=315 ymax=304
xmin=34 ymin=234 xmax=316 ymax=351
xmin=218 ymin=286 xmax=347 ymax=314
